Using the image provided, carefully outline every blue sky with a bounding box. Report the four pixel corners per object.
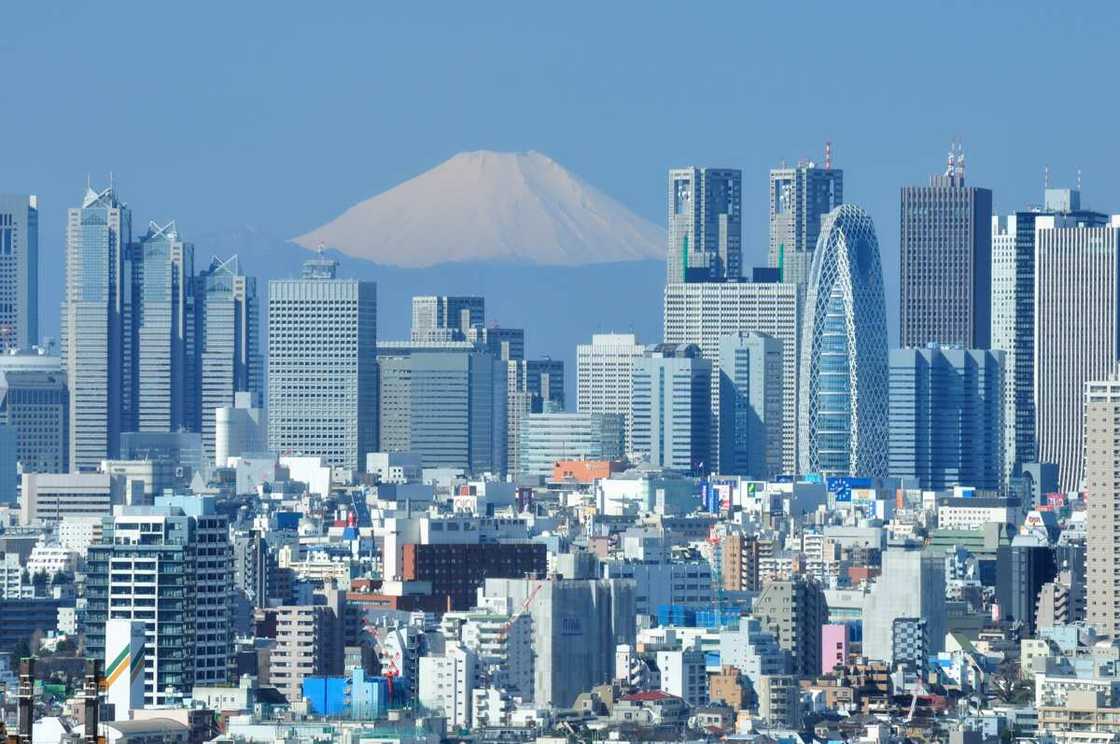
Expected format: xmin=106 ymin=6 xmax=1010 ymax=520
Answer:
xmin=3 ymin=1 xmax=1118 ymax=342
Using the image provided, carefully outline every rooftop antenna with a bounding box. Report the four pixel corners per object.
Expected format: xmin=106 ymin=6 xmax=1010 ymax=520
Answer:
xmin=946 ymin=141 xmax=956 ymax=177
xmin=824 ymin=141 xmax=832 ymax=170
xmin=1044 ymin=164 xmax=1050 ymax=190
xmin=109 ymin=170 xmax=114 ymax=192
xmin=317 ymin=240 xmax=326 ymax=257
xmin=86 ymin=173 xmax=91 ymax=190
xmin=957 ymin=142 xmax=966 ymax=182
xmin=1077 ymin=168 xmax=1083 ymax=192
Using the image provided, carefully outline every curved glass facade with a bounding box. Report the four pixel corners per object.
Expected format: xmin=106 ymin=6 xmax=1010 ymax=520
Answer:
xmin=798 ymin=204 xmax=889 ymax=476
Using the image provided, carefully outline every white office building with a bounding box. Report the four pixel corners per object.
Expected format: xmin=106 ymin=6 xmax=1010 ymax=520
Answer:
xmin=664 ymin=281 xmax=800 ymax=473
xmin=268 ymin=255 xmax=377 ymax=470
xmin=576 ymin=333 xmax=645 ymax=450
xmin=1035 ymin=214 xmax=1120 ymax=491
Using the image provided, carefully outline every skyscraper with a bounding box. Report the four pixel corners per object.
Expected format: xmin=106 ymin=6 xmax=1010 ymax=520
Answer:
xmin=768 ymin=158 xmax=843 ymax=287
xmin=0 ymin=195 xmax=38 ymax=351
xmin=799 ymin=204 xmax=889 ymax=477
xmin=717 ymin=331 xmax=783 ymax=478
xmin=630 ymin=344 xmax=711 ymax=474
xmin=194 ymin=256 xmax=260 ymax=461
xmin=378 ymin=351 xmax=507 ymax=474
xmin=130 ymin=221 xmax=193 ymax=433
xmin=1035 ymin=214 xmax=1120 ymax=491
xmin=267 ymin=255 xmax=377 ymax=470
xmin=991 ymin=190 xmax=1108 ymax=482
xmin=899 ymin=148 xmax=993 ymax=348
xmin=410 ymin=295 xmax=485 ymax=341
xmin=577 ymin=333 xmax=645 ymax=450
xmin=667 ymin=168 xmax=741 ymax=283
xmin=0 ymin=368 xmax=68 ymax=474
xmin=63 ymin=183 xmax=132 ymax=471
xmin=664 ymin=281 xmax=800 ymax=473
xmin=888 ymin=346 xmax=1003 ymax=490
xmin=1085 ymin=374 xmax=1120 ymax=638
xmin=518 ymin=412 xmax=625 ymax=479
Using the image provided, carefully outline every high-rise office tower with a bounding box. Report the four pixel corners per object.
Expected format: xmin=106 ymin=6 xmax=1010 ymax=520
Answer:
xmin=63 ymin=183 xmax=132 ymax=471
xmin=899 ymin=147 xmax=993 ymax=348
xmin=378 ymin=351 xmax=507 ymax=474
xmin=667 ymin=168 xmax=742 ymax=283
xmin=194 ymin=256 xmax=260 ymax=461
xmin=1035 ymin=214 xmax=1120 ymax=491
xmin=0 ymin=195 xmax=38 ymax=351
xmin=664 ymin=281 xmax=800 ymax=473
xmin=1085 ymin=374 xmax=1120 ymax=638
xmin=84 ymin=501 xmax=232 ymax=704
xmin=799 ymin=204 xmax=889 ymax=477
xmin=410 ymin=296 xmax=485 ymax=341
xmin=577 ymin=333 xmax=645 ymax=450
xmin=888 ymin=345 xmax=1003 ymax=490
xmin=768 ymin=156 xmax=843 ymax=287
xmin=467 ymin=325 xmax=525 ymax=361
xmin=718 ymin=331 xmax=783 ymax=478
xmin=0 ymin=368 xmax=68 ymax=473
xmin=268 ymin=255 xmax=377 ymax=470
xmin=991 ymin=189 xmax=1108 ymax=482
xmin=630 ymin=344 xmax=711 ymax=474
xmin=130 ymin=221 xmax=193 ymax=433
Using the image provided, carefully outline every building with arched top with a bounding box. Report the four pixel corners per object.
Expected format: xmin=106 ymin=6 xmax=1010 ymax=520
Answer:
xmin=798 ymin=204 xmax=889 ymax=477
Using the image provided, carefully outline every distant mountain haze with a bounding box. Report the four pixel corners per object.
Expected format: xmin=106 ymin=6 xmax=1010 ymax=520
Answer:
xmin=293 ymin=150 xmax=665 ymax=266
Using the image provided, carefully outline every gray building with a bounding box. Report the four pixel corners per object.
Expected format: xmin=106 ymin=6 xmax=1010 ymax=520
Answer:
xmin=664 ymin=281 xmax=800 ymax=474
xmin=768 ymin=159 xmax=843 ymax=287
xmin=0 ymin=368 xmax=68 ymax=474
xmin=1086 ymin=374 xmax=1120 ymax=638
xmin=751 ymin=577 xmax=828 ymax=679
xmin=268 ymin=255 xmax=377 ymax=470
xmin=899 ymin=152 xmax=993 ymax=349
xmin=630 ymin=344 xmax=711 ymax=474
xmin=481 ymin=577 xmax=635 ymax=709
xmin=0 ymin=195 xmax=38 ymax=351
xmin=379 ymin=351 xmax=507 ymax=474
xmin=63 ymin=183 xmax=132 ymax=471
xmin=862 ymin=549 xmax=946 ymax=663
xmin=194 ymin=256 xmax=260 ymax=462
xmin=410 ymin=296 xmax=484 ymax=341
xmin=130 ymin=221 xmax=193 ymax=433
xmin=889 ymin=346 xmax=1003 ymax=490
xmin=718 ymin=331 xmax=783 ymax=478
xmin=667 ymin=168 xmax=741 ymax=283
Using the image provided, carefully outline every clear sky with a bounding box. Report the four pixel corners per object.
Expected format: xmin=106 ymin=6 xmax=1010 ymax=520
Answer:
xmin=4 ymin=1 xmax=1118 ymax=343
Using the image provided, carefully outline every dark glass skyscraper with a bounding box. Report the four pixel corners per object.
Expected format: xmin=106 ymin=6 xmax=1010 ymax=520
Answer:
xmin=899 ymin=151 xmax=992 ymax=348
xmin=768 ymin=161 xmax=843 ymax=287
xmin=667 ymin=168 xmax=741 ymax=284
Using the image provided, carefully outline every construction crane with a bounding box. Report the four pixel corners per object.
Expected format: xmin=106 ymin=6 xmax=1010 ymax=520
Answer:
xmin=496 ymin=578 xmax=544 ymax=643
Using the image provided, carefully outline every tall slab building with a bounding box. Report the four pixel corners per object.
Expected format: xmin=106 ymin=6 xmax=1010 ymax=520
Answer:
xmin=63 ymin=184 xmax=132 ymax=471
xmin=194 ymin=256 xmax=260 ymax=460
xmin=576 ymin=333 xmax=645 ymax=451
xmin=664 ymin=281 xmax=800 ymax=474
xmin=768 ymin=158 xmax=843 ymax=287
xmin=899 ymin=149 xmax=992 ymax=348
xmin=1035 ymin=213 xmax=1120 ymax=491
xmin=991 ymin=189 xmax=1107 ymax=482
xmin=667 ymin=168 xmax=742 ymax=283
xmin=130 ymin=221 xmax=194 ymax=433
xmin=0 ymin=195 xmax=38 ymax=351
xmin=268 ymin=254 xmax=377 ymax=470
xmin=1086 ymin=374 xmax=1120 ymax=638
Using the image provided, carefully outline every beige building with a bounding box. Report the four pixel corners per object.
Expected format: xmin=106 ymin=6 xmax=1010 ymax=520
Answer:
xmin=267 ymin=589 xmax=344 ymax=703
xmin=1085 ymin=375 xmax=1120 ymax=638
xmin=756 ymin=674 xmax=801 ymax=729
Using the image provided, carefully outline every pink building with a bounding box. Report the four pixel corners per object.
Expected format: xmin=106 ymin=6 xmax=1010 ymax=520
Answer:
xmin=821 ymin=623 xmax=848 ymax=675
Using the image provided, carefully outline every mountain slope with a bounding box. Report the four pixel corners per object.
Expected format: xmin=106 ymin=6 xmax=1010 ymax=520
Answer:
xmin=293 ymin=150 xmax=665 ymax=267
